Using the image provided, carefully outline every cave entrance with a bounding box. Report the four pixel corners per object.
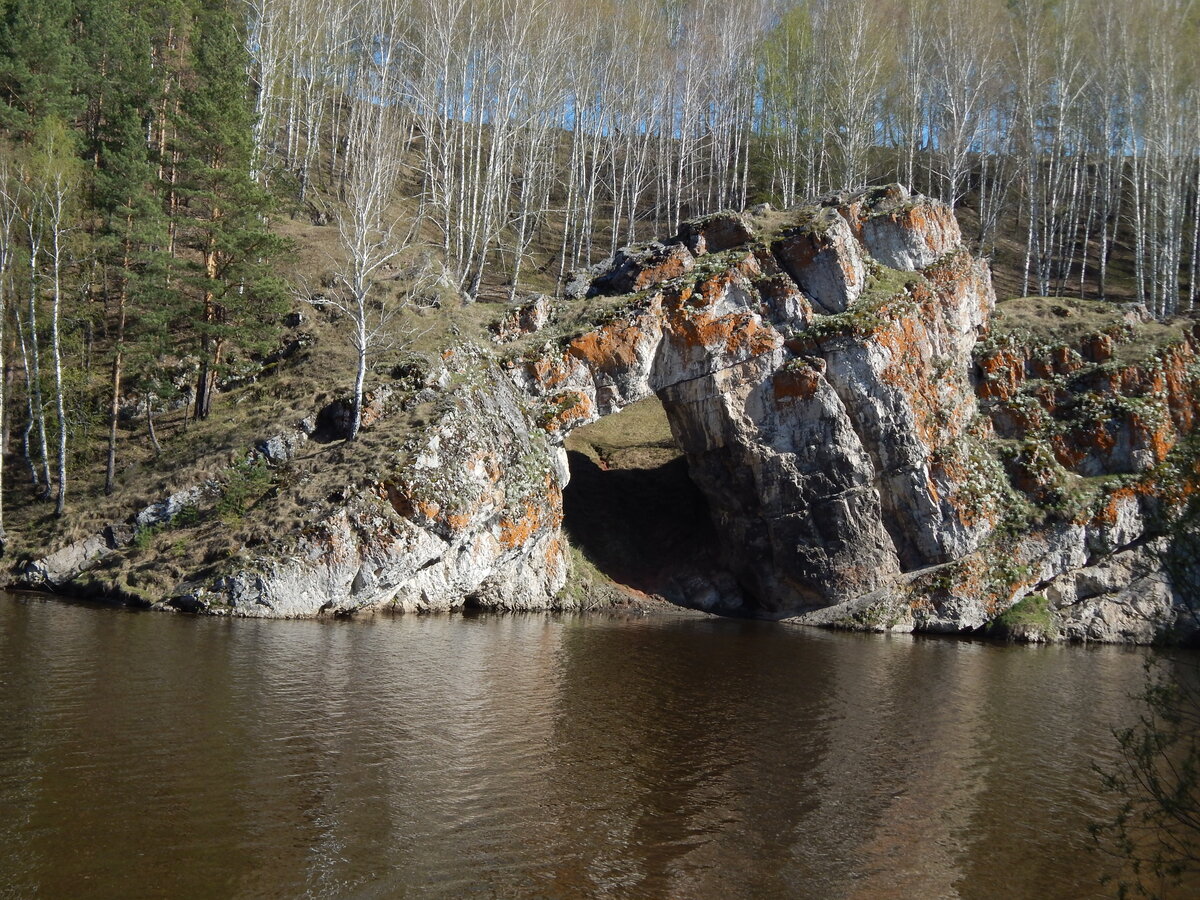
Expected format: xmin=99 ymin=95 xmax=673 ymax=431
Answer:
xmin=562 ymin=395 xmax=737 ymax=611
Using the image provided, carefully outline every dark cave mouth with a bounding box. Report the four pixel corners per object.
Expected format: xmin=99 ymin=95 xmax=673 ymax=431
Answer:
xmin=560 ymin=396 xmax=742 ymax=612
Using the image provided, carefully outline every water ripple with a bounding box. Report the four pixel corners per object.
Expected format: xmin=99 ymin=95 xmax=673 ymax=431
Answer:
xmin=0 ymin=597 xmax=1186 ymax=899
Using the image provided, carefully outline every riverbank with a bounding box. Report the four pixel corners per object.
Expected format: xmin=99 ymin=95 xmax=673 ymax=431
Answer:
xmin=7 ymin=191 xmax=1199 ymax=643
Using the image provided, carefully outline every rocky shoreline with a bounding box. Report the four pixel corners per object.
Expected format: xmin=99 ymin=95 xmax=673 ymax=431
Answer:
xmin=14 ymin=187 xmax=1200 ymax=644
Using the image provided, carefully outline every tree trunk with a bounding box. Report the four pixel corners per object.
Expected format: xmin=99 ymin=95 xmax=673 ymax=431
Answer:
xmin=146 ymin=396 xmax=161 ymax=456
xmin=106 ymin=235 xmax=131 ymax=494
xmin=195 ymin=232 xmax=219 ymax=420
xmin=50 ymin=226 xmax=67 ymax=517
xmin=26 ymin=242 xmax=51 ymax=496
xmin=350 ymin=323 xmax=367 ymax=441
xmin=105 ymin=344 xmax=123 ymax=495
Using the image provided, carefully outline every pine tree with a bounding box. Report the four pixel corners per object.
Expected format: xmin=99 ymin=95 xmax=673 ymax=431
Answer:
xmin=79 ymin=0 xmax=171 ymax=492
xmin=0 ymin=0 xmax=81 ymax=134
xmin=173 ymin=0 xmax=286 ymax=421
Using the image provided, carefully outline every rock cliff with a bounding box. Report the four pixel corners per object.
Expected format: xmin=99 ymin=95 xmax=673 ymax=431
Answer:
xmin=20 ymin=186 xmax=1200 ymax=641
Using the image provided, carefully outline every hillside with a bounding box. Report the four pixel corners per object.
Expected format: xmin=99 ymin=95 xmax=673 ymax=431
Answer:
xmin=11 ymin=186 xmax=1198 ymax=645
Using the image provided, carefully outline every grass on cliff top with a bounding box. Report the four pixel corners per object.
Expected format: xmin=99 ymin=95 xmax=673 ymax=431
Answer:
xmin=565 ymin=395 xmax=681 ymax=470
xmin=990 ymin=296 xmax=1193 ymax=364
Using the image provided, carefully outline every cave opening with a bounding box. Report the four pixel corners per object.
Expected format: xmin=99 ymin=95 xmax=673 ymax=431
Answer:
xmin=561 ymin=395 xmax=741 ymax=612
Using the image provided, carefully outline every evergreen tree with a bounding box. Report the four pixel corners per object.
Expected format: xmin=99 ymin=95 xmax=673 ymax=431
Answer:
xmin=0 ymin=0 xmax=81 ymax=134
xmin=173 ymin=0 xmax=286 ymax=421
xmin=80 ymin=0 xmax=171 ymax=491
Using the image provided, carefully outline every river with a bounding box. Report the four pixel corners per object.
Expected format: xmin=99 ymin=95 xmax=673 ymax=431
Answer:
xmin=0 ymin=593 xmax=1188 ymax=898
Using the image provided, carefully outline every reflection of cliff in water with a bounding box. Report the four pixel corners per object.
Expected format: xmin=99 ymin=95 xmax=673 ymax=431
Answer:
xmin=561 ymin=396 xmax=743 ymax=612
xmin=1 ymin=597 xmax=1184 ymax=898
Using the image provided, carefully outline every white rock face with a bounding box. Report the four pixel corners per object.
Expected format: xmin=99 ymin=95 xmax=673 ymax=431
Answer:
xmin=857 ymin=189 xmax=963 ymax=271
xmin=772 ymin=210 xmax=866 ymax=313
xmin=1051 ymin=542 xmax=1185 ymax=644
xmin=661 ymin=352 xmax=901 ymax=611
xmin=172 ymin=364 xmax=572 ymax=618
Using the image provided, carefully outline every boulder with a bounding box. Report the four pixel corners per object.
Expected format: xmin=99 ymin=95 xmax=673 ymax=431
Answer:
xmin=588 ymin=242 xmax=695 ymax=296
xmin=677 ymin=211 xmax=754 ymax=256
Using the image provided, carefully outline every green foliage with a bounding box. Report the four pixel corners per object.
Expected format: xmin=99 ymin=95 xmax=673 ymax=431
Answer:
xmin=989 ymin=593 xmax=1058 ymax=637
xmin=173 ymin=504 xmax=202 ymax=528
xmin=132 ymin=522 xmax=163 ymax=551
xmin=0 ymin=0 xmax=81 ymax=133
xmin=173 ymin=0 xmax=290 ymax=417
xmin=802 ymin=264 xmax=918 ymax=343
xmin=215 ymin=456 xmax=275 ymax=523
xmin=537 ymin=391 xmax=586 ymax=429
xmin=842 ymin=600 xmax=906 ymax=631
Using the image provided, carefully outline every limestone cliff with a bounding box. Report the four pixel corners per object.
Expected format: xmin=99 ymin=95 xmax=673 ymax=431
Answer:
xmin=19 ymin=186 xmax=1200 ymax=641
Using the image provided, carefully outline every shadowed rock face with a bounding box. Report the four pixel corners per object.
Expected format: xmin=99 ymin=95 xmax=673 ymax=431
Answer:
xmin=28 ymin=186 xmax=1200 ymax=640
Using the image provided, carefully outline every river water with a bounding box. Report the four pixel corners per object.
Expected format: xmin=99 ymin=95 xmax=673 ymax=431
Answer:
xmin=0 ymin=593 xmax=1187 ymax=898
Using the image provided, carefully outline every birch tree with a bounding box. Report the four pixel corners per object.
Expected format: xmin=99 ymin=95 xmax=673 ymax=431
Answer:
xmin=316 ymin=0 xmax=416 ymax=439
xmin=36 ymin=121 xmax=76 ymax=516
xmin=0 ymin=158 xmax=19 ymax=536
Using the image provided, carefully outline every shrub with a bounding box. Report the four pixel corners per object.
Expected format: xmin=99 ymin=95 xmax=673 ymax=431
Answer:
xmin=216 ymin=457 xmax=275 ymax=523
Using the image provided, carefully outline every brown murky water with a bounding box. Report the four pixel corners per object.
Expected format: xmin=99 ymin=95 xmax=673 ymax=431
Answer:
xmin=0 ymin=593 xmax=1190 ymax=898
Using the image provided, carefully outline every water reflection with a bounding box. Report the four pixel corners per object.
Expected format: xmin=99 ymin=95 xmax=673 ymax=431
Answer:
xmin=0 ymin=595 xmax=1185 ymax=899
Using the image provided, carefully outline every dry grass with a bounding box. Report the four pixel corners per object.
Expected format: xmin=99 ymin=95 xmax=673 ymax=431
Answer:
xmin=565 ymin=395 xmax=681 ymax=470
xmin=990 ymin=295 xmax=1192 ymax=364
xmin=3 ymin=205 xmax=486 ymax=580
xmin=954 ymin=201 xmax=1141 ymax=304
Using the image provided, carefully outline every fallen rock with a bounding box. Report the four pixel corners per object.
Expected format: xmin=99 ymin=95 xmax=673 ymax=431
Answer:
xmin=23 ymin=523 xmax=136 ymax=587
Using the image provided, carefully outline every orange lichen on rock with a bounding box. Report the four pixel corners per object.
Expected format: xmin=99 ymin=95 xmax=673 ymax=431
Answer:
xmin=566 ymin=321 xmax=649 ymax=376
xmin=1129 ymin=410 xmax=1176 ymax=464
xmin=837 ymin=199 xmax=866 ymax=238
xmin=1029 ymin=356 xmax=1055 ymax=380
xmin=664 ymin=301 xmax=780 ymax=357
xmin=876 ymin=308 xmax=975 ymax=452
xmin=734 ymin=252 xmax=763 ymax=279
xmin=976 ymin=348 xmax=1025 ymax=401
xmin=923 ymin=247 xmax=971 ymax=286
xmin=692 ymin=271 xmax=736 ymax=307
xmin=840 ymin=253 xmax=861 ymax=288
xmin=543 ymin=535 xmax=564 ymax=581
xmin=772 ymin=364 xmax=823 ymax=403
xmin=1081 ymin=332 xmax=1116 ymax=363
xmin=540 ymin=390 xmax=594 ymax=433
xmin=498 ymin=477 xmax=562 ymax=550
xmin=631 ymin=244 xmax=693 ymax=291
xmin=526 ymin=356 xmax=575 ymax=392
xmin=1052 ymin=345 xmax=1082 ymax=376
xmin=498 ymin=499 xmax=542 ymax=549
xmin=1095 ymin=486 xmax=1138 ymax=527
xmin=904 ymin=205 xmax=935 ymax=248
xmin=380 ymin=482 xmax=414 ymax=518
xmin=1157 ymin=343 xmax=1200 ymax=432
xmin=446 ymin=513 xmax=473 ymax=532
xmin=1051 ymin=421 xmax=1116 ymax=469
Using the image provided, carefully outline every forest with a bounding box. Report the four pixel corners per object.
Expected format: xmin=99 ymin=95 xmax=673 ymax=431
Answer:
xmin=0 ymin=0 xmax=1198 ymax=531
